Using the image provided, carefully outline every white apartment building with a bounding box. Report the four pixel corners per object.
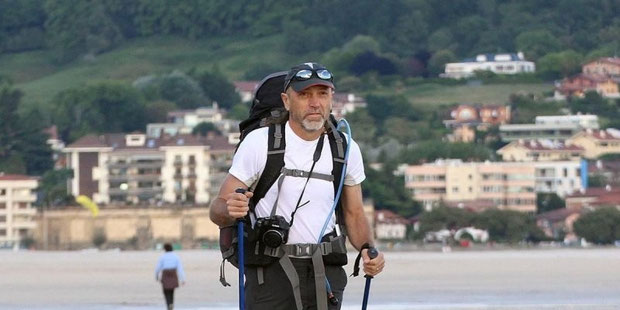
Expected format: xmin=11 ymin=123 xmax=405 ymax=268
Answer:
xmin=0 ymin=174 xmax=38 ymax=248
xmin=500 ymin=114 xmax=599 ymax=142
xmin=533 ymin=161 xmax=584 ymax=197
xmin=147 ymin=105 xmax=240 ymax=144
xmin=443 ymin=52 xmax=535 ymax=79
xmin=64 ymin=132 xmax=234 ymax=205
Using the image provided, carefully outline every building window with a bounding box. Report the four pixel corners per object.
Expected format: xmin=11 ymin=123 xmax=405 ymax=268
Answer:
xmin=452 ymin=187 xmax=459 ymax=193
xmin=0 ymin=229 xmax=5 ymax=236
xmin=0 ymin=189 xmax=5 ymax=196
xmin=563 ymin=168 xmax=568 ymax=177
xmin=0 ymin=215 xmax=5 ymax=222
xmin=469 ymin=187 xmax=473 ymax=193
xmin=0 ymin=203 xmax=5 ymax=209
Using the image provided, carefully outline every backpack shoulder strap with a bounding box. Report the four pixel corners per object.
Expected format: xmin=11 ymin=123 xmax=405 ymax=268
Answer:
xmin=250 ymin=123 xmax=286 ymax=209
xmin=326 ymin=119 xmax=348 ymax=225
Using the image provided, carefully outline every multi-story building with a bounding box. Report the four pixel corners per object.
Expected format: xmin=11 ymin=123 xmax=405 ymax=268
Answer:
xmin=565 ymin=186 xmax=620 ymax=209
xmin=146 ymin=105 xmax=240 ymax=144
xmin=499 ymin=114 xmax=599 ymax=142
xmin=555 ymin=74 xmax=619 ymax=99
xmin=582 ymin=57 xmax=620 ymax=78
xmin=374 ymin=210 xmax=408 ymax=240
xmin=567 ymin=128 xmax=620 ymax=159
xmin=533 ymin=161 xmax=585 ymax=197
xmin=233 ymin=81 xmax=259 ymax=103
xmin=444 ymin=104 xmax=511 ymax=128
xmin=497 ymin=140 xmax=584 ymax=162
xmin=401 ymin=159 xmax=536 ymax=212
xmin=331 ymin=93 xmax=367 ymax=119
xmin=442 ymin=52 xmax=535 ymax=79
xmin=63 ymin=132 xmax=234 ymax=205
xmin=0 ymin=174 xmax=38 ymax=248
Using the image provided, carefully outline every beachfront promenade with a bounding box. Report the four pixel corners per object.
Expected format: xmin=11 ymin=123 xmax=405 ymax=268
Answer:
xmin=1 ymin=248 xmax=620 ymax=309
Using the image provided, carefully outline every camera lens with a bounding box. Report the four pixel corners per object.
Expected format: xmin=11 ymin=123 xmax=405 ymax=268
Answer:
xmin=263 ymin=230 xmax=284 ymax=248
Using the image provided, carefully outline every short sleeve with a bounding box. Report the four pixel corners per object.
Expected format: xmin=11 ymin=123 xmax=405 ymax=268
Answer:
xmin=343 ymin=138 xmax=365 ymax=186
xmin=228 ymin=129 xmax=268 ymax=188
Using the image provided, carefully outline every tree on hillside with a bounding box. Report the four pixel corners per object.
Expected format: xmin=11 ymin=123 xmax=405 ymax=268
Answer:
xmin=473 ymin=209 xmax=545 ymax=243
xmin=194 ymin=68 xmax=241 ymax=110
xmin=515 ymin=30 xmax=562 ymax=61
xmin=0 ymin=81 xmax=52 ymax=175
xmin=417 ymin=206 xmax=474 ymax=234
xmin=536 ymin=193 xmax=565 ymax=214
xmin=536 ymin=50 xmax=583 ymax=80
xmin=192 ymin=122 xmax=221 ymax=137
xmin=51 ymin=82 xmax=147 ymax=142
xmin=44 ymin=0 xmax=123 ymax=62
xmin=133 ymin=71 xmax=208 ymax=109
xmin=574 ymin=207 xmax=620 ymax=244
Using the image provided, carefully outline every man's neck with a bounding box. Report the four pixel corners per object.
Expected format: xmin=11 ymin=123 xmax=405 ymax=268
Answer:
xmin=288 ymin=120 xmax=324 ymax=141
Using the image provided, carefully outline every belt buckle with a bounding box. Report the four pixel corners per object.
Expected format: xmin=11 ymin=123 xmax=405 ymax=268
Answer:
xmin=295 ymin=244 xmax=310 ymax=256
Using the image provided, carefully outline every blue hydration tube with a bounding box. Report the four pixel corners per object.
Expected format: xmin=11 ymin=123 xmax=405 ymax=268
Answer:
xmin=318 ymin=119 xmax=352 ymax=300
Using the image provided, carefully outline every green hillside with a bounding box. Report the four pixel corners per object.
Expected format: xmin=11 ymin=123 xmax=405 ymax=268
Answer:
xmin=1 ymin=35 xmax=303 ymax=112
xmin=1 ymin=35 xmax=552 ymax=114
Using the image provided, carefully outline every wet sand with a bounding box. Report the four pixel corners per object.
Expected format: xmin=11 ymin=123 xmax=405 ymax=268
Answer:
xmin=1 ymin=248 xmax=620 ymax=309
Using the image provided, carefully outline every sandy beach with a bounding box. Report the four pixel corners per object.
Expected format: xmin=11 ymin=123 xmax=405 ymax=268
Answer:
xmin=1 ymin=248 xmax=620 ymax=309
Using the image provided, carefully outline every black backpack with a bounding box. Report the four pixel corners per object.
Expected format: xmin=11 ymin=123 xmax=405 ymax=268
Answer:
xmin=218 ymin=72 xmax=348 ymax=285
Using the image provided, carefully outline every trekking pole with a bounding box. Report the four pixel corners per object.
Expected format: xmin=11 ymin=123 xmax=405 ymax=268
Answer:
xmin=235 ymin=188 xmax=247 ymax=310
xmin=361 ymin=247 xmax=379 ymax=310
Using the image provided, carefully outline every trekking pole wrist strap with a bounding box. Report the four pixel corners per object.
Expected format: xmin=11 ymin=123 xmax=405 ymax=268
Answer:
xmin=351 ymin=243 xmax=372 ymax=277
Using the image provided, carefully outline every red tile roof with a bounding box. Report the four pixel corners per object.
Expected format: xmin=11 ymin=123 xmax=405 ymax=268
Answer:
xmin=375 ymin=209 xmax=410 ymax=225
xmin=536 ymin=207 xmax=582 ymax=222
xmin=233 ymin=81 xmax=259 ymax=93
xmin=580 ymin=129 xmax=620 ymax=141
xmin=513 ymin=140 xmax=584 ymax=151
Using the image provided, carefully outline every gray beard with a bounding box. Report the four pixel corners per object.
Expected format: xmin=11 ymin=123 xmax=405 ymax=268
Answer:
xmin=302 ymin=117 xmax=325 ymax=132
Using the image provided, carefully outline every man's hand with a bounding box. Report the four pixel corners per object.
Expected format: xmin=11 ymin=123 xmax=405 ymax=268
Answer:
xmin=362 ymin=248 xmax=385 ymax=277
xmin=226 ymin=190 xmax=253 ymax=219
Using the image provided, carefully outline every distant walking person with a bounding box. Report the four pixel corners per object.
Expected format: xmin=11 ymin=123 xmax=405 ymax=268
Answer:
xmin=155 ymin=243 xmax=186 ymax=310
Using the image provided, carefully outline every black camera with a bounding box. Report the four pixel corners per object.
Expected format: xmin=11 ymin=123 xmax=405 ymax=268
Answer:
xmin=255 ymin=215 xmax=290 ymax=248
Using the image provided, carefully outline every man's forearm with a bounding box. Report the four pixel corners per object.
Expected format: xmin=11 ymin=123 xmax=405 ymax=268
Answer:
xmin=209 ymin=197 xmax=235 ymax=227
xmin=344 ymin=207 xmax=374 ymax=251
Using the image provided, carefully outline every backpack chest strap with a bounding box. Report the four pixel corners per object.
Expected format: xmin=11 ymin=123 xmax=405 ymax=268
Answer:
xmin=280 ymin=167 xmax=334 ymax=182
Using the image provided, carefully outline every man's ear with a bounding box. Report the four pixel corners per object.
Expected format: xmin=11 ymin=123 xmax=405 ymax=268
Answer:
xmin=281 ymin=92 xmax=290 ymax=111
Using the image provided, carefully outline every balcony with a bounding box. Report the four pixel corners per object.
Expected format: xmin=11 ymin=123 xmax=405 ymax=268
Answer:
xmin=12 ymin=194 xmax=37 ymax=203
xmin=109 ymin=174 xmax=160 ymax=181
xmin=108 ymin=161 xmax=163 ymax=169
xmin=12 ymin=208 xmax=37 ymax=216
xmin=12 ymin=221 xmax=36 ymax=229
xmin=108 ymin=187 xmax=163 ymax=195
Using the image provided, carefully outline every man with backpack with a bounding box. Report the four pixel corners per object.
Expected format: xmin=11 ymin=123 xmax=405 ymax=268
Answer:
xmin=210 ymin=62 xmax=385 ymax=310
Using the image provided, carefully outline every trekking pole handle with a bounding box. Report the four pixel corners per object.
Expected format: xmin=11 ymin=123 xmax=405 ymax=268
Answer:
xmin=234 ymin=188 xmax=247 ymax=222
xmin=364 ymin=248 xmax=379 ymax=279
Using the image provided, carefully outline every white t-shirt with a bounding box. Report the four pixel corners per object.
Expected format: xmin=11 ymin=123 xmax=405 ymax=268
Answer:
xmin=229 ymin=122 xmax=366 ymax=244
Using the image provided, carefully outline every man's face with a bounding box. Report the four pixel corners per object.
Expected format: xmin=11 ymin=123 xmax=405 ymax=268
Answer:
xmin=283 ymin=85 xmax=333 ymax=132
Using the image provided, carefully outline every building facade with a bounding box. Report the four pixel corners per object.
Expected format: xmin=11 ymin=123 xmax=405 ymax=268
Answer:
xmin=499 ymin=114 xmax=599 ymax=142
xmin=582 ymin=57 xmax=620 ymax=78
xmin=567 ymin=128 xmax=620 ymax=159
xmin=0 ymin=174 xmax=38 ymax=248
xmin=555 ymin=74 xmax=619 ymax=99
xmin=497 ymin=140 xmax=584 ymax=162
xmin=401 ymin=160 xmax=536 ymax=212
xmin=63 ymin=133 xmax=234 ymax=205
xmin=533 ymin=161 xmax=584 ymax=197
xmin=443 ymin=52 xmax=535 ymax=79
